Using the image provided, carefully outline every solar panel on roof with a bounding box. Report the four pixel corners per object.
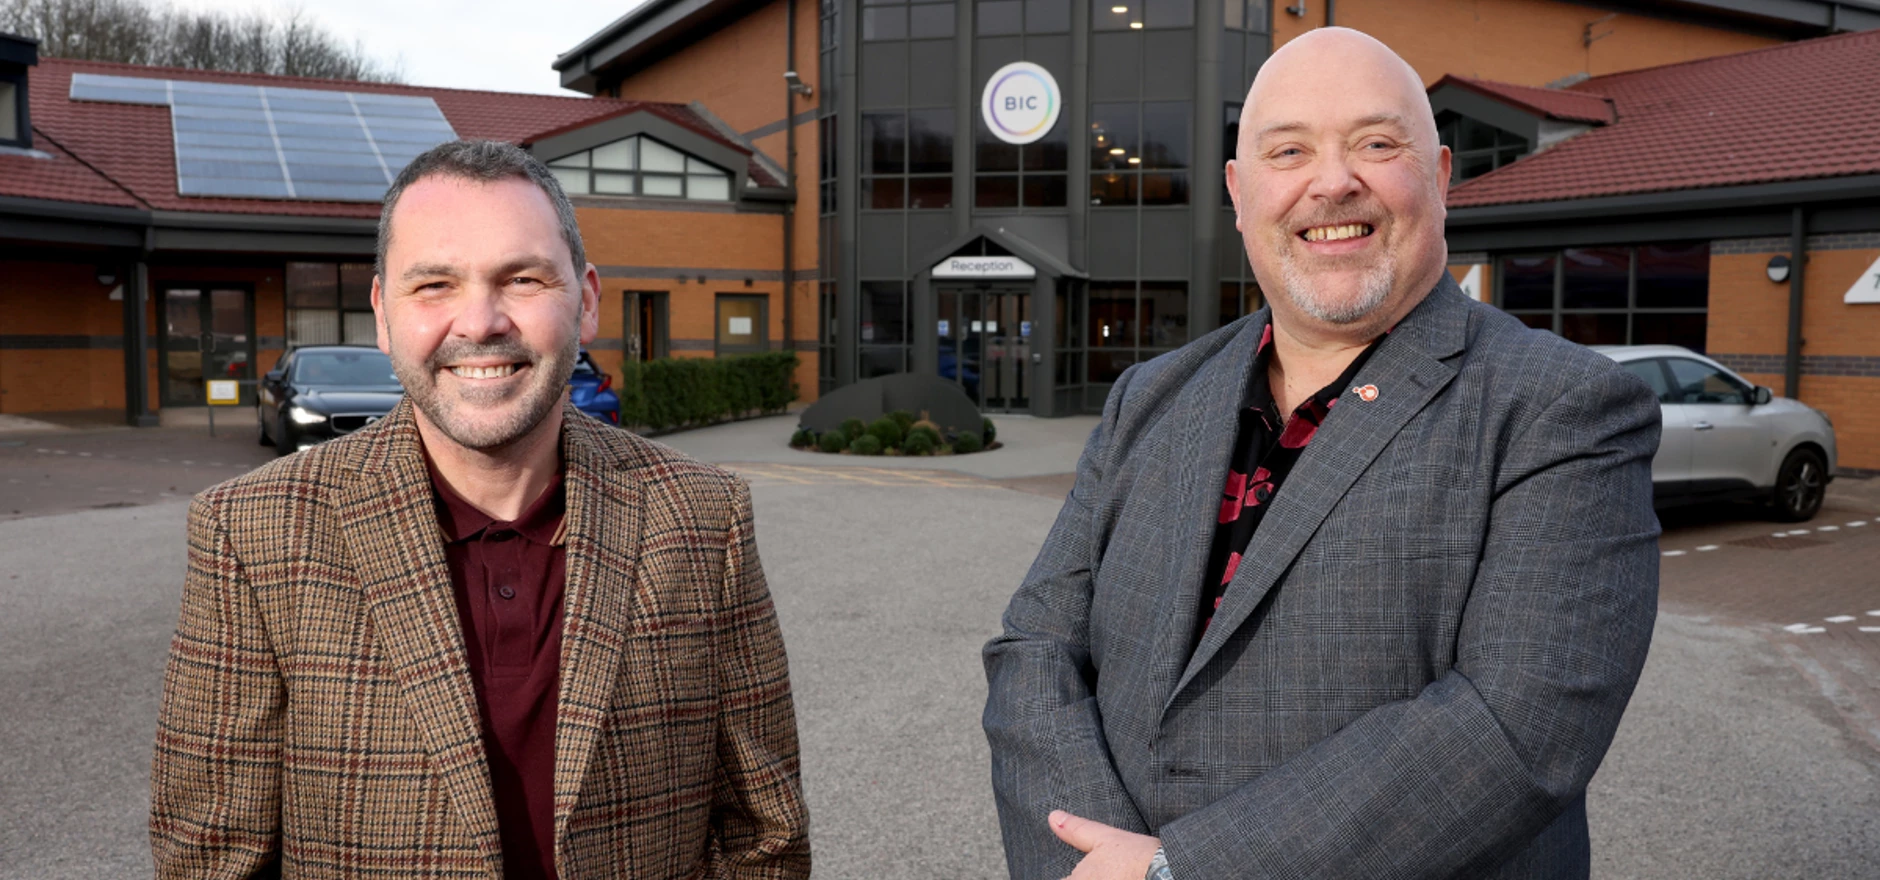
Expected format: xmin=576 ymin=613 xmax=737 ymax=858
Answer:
xmin=68 ymin=72 xmax=458 ymax=202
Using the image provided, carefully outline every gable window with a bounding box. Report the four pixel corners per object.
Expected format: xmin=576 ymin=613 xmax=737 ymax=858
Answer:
xmin=1438 ymin=113 xmax=1529 ymax=183
xmin=546 ymin=136 xmax=733 ymax=201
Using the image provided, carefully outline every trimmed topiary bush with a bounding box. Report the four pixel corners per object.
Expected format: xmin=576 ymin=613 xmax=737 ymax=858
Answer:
xmin=982 ymin=416 xmax=997 ymax=445
xmin=840 ymin=417 xmax=867 ymax=442
xmin=906 ymin=425 xmax=942 ymax=449
xmin=867 ymin=417 xmax=904 ymax=449
xmin=849 ymin=434 xmax=883 ymax=455
xmin=818 ymin=430 xmax=848 ymax=453
xmin=789 ymin=428 xmax=816 ymax=448
xmin=902 ymin=431 xmax=935 ymax=456
xmin=951 ymin=430 xmax=983 ymax=454
xmin=889 ymin=410 xmax=916 ymax=433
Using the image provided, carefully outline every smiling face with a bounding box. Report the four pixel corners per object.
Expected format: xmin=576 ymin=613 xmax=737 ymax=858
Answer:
xmin=1226 ymin=28 xmax=1451 ymax=336
xmin=373 ymin=174 xmax=600 ymax=453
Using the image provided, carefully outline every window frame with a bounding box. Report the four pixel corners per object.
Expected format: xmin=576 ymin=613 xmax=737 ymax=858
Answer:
xmin=0 ymin=71 xmax=28 ymax=149
xmin=546 ymin=135 xmax=735 ymax=202
xmin=715 ymin=293 xmax=771 ymax=356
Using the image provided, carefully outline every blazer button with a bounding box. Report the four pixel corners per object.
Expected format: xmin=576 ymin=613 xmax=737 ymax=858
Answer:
xmin=498 ymin=586 xmax=516 ymax=599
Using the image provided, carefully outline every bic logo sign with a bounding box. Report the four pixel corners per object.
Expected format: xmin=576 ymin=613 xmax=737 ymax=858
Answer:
xmin=981 ymin=61 xmax=1062 ymax=145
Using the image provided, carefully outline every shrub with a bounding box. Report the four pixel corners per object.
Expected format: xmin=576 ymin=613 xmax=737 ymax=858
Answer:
xmin=902 ymin=431 xmax=935 ymax=455
xmin=889 ymin=410 xmax=916 ymax=433
xmin=616 ymin=351 xmax=798 ymax=432
xmin=867 ymin=417 xmax=904 ymax=449
xmin=789 ymin=428 xmax=816 ymax=448
xmin=910 ymin=417 xmax=943 ymax=437
xmin=982 ymin=416 xmax=997 ymax=445
xmin=840 ymin=417 xmax=867 ymax=441
xmin=951 ymin=430 xmax=983 ymax=454
xmin=849 ymin=434 xmax=883 ymax=455
xmin=818 ymin=430 xmax=847 ymax=453
xmin=906 ymin=425 xmax=942 ymax=449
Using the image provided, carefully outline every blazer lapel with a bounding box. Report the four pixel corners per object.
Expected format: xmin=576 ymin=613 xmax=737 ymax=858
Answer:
xmin=551 ymin=405 xmax=643 ymax=855
xmin=1171 ymin=280 xmax=1472 ymax=703
xmin=1140 ymin=316 xmax=1265 ymax=710
xmin=336 ymin=399 xmax=503 ymax=875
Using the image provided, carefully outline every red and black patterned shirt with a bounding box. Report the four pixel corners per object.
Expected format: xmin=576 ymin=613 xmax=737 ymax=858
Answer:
xmin=1197 ymin=324 xmax=1383 ymax=640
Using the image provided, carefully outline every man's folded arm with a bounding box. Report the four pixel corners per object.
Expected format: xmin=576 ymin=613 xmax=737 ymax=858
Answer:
xmin=710 ymin=478 xmax=812 ymax=878
xmin=984 ymin=366 xmax=1150 ymax=880
xmin=150 ymin=493 xmax=285 ymax=879
xmin=1159 ymin=367 xmax=1663 ymax=879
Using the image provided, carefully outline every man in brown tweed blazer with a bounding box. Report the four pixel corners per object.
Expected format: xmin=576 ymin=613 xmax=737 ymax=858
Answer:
xmin=150 ymin=140 xmax=809 ymax=879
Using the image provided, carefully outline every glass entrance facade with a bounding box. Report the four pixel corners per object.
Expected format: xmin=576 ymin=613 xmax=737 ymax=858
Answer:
xmin=819 ymin=0 xmax=1271 ymax=415
xmin=158 ymin=285 xmax=255 ymax=407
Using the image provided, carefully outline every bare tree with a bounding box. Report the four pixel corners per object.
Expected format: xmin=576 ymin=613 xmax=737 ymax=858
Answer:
xmin=0 ymin=0 xmax=402 ymax=82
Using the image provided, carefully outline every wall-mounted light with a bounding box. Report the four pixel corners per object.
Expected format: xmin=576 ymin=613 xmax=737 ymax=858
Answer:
xmin=96 ymin=269 xmax=117 ymax=286
xmin=1766 ymin=254 xmax=1791 ymax=284
xmin=1285 ymin=1 xmax=1308 ymax=15
xmin=783 ymin=70 xmax=813 ymax=97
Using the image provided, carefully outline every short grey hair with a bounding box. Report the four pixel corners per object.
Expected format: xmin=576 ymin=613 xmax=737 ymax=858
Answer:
xmin=375 ymin=139 xmax=587 ymax=279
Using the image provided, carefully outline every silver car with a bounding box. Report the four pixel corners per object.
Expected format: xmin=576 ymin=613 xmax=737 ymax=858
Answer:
xmin=1595 ymin=345 xmax=1836 ymax=522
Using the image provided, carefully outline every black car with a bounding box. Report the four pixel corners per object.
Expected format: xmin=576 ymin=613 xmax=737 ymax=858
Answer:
xmin=257 ymin=346 xmax=403 ymax=455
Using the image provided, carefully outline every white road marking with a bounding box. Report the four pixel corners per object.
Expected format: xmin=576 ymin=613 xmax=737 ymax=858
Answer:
xmin=1851 ymin=521 xmax=1870 ymax=527
xmin=1771 ymin=532 xmax=1789 ymax=538
xmin=1867 ymin=610 xmax=1880 ymax=617
xmin=1826 ymin=616 xmax=1857 ymax=623
xmin=1786 ymin=529 xmax=1811 ymax=535
xmin=1696 ymin=545 xmax=1719 ymax=552
xmin=1862 ymin=627 xmax=1880 ymax=634
xmin=1796 ymin=627 xmax=1827 ymax=634
xmin=77 ymin=452 xmax=90 ymax=457
xmin=1662 ymin=550 xmax=1687 ymax=557
xmin=126 ymin=489 xmax=144 ymax=495
xmin=33 ymin=448 xmax=49 ymax=453
xmin=1785 ymin=623 xmax=1815 ymax=633
xmin=1817 ymin=525 xmax=1840 ymax=532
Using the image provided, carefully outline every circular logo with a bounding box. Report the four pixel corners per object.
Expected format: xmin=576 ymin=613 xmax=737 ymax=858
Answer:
xmin=981 ymin=61 xmax=1061 ymax=145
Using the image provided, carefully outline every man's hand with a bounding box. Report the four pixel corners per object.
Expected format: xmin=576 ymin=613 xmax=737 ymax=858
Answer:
xmin=1049 ymin=810 xmax=1161 ymax=880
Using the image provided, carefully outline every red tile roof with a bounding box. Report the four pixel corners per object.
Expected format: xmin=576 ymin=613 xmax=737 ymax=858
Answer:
xmin=0 ymin=57 xmax=777 ymax=217
xmin=1431 ymin=75 xmax=1614 ymax=125
xmin=1445 ymin=28 xmax=1880 ymax=208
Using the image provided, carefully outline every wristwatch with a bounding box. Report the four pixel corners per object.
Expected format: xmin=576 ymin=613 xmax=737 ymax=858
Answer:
xmin=1145 ymin=847 xmax=1173 ymax=880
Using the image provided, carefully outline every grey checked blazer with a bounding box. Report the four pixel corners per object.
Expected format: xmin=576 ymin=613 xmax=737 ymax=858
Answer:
xmin=984 ymin=276 xmax=1661 ymax=879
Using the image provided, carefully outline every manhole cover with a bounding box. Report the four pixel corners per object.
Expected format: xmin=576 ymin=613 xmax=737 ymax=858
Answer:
xmin=1727 ymin=535 xmax=1827 ymax=551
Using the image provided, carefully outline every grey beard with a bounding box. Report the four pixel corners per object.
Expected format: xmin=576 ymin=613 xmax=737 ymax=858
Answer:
xmin=1274 ymin=248 xmax=1397 ymax=325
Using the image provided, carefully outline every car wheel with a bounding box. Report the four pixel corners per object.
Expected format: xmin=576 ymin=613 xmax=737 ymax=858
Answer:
xmin=275 ymin=420 xmax=297 ymax=457
xmin=257 ymin=405 xmax=273 ymax=446
xmin=1769 ymin=447 xmax=1826 ymax=522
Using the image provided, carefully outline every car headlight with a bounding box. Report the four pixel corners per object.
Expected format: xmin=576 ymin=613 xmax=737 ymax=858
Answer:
xmin=288 ymin=405 xmax=328 ymax=426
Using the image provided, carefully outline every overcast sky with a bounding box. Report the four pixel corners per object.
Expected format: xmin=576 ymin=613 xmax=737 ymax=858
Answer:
xmin=174 ymin=0 xmax=652 ymax=95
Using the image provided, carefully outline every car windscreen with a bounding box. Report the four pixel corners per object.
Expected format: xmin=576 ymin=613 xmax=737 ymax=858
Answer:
xmin=292 ymin=351 xmax=401 ymax=388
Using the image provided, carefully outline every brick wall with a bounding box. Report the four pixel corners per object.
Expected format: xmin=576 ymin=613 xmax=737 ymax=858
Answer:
xmin=1274 ymin=0 xmax=1779 ymax=88
xmin=0 ymin=260 xmax=128 ymax=413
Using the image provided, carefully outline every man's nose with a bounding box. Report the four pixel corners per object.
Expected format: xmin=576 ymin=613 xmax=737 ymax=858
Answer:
xmin=453 ymin=287 xmax=515 ymax=341
xmin=1306 ymin=149 xmax=1363 ymax=202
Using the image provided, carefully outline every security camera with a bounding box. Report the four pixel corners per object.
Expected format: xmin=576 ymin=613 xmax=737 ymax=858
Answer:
xmin=784 ymin=70 xmax=813 ymax=97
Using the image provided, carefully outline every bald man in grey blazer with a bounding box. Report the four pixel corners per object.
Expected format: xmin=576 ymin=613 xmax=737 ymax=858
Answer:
xmin=984 ymin=29 xmax=1660 ymax=880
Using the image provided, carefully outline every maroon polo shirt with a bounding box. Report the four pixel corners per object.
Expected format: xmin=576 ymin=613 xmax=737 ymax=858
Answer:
xmin=429 ymin=464 xmax=566 ymax=880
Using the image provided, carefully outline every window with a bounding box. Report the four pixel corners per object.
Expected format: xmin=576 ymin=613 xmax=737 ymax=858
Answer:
xmin=0 ymin=78 xmax=21 ymax=146
xmin=546 ymin=136 xmax=733 ymax=201
xmin=1085 ymin=280 xmax=1186 ymax=383
xmin=1665 ymin=357 xmax=1748 ymax=405
xmin=1222 ymin=0 xmax=1268 ymax=30
xmin=286 ymin=262 xmax=375 ymax=347
xmin=1090 ymin=101 xmax=1189 ymax=206
xmin=864 ymin=109 xmax=953 ymax=209
xmin=1621 ymin=359 xmax=1675 ymax=403
xmin=716 ymin=294 xmax=770 ymax=354
xmin=859 ymin=281 xmax=910 ymax=377
xmin=1439 ymin=113 xmax=1529 ymax=183
xmin=1495 ymin=242 xmax=1708 ymax=351
xmin=865 ymin=0 xmax=955 ymax=40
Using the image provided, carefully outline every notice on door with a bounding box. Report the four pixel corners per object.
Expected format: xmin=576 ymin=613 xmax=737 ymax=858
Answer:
xmin=933 ymin=255 xmax=1037 ymax=279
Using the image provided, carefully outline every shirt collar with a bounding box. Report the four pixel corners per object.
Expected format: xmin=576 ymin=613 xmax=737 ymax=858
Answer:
xmin=425 ymin=451 xmax=566 ymax=546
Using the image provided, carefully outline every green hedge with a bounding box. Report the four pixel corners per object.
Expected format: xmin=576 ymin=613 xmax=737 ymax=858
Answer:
xmin=614 ymin=352 xmax=798 ymax=432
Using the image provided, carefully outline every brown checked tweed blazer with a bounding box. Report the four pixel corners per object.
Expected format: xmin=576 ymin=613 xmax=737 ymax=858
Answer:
xmin=150 ymin=398 xmax=809 ymax=879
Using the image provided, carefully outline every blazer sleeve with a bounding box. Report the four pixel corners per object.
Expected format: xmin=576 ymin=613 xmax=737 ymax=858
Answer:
xmin=1157 ymin=366 xmax=1663 ymax=879
xmin=150 ymin=492 xmax=285 ymax=879
xmin=709 ymin=477 xmax=812 ymax=879
xmin=983 ymin=365 xmax=1151 ymax=880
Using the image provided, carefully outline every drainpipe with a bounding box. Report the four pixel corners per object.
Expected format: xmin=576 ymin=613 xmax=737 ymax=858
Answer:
xmin=1783 ymin=206 xmax=1805 ymax=399
xmin=783 ymin=0 xmax=799 ymax=357
xmin=1326 ymin=0 xmax=1335 ymax=26
xmin=123 ymin=228 xmax=158 ymax=427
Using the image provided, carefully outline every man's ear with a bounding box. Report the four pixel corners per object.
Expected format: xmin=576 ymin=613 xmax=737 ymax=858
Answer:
xmin=372 ymin=275 xmax=391 ymax=356
xmin=579 ymin=263 xmax=601 ymax=346
xmin=1225 ymin=159 xmax=1245 ymax=232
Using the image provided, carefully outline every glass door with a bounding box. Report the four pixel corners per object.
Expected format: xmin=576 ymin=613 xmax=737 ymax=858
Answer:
xmin=159 ymin=286 xmax=255 ymax=406
xmin=938 ymin=287 xmax=1031 ymax=412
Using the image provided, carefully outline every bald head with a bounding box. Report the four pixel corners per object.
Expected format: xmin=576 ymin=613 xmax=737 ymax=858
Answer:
xmin=1240 ymin=28 xmax=1436 ymax=167
xmin=1224 ymin=27 xmax=1450 ymax=341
